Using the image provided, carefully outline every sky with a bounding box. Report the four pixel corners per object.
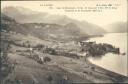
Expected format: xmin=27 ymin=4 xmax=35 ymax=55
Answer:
xmin=1 ymin=0 xmax=127 ymax=27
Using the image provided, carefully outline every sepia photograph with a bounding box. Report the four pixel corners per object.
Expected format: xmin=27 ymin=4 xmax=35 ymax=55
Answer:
xmin=0 ymin=0 xmax=128 ymax=83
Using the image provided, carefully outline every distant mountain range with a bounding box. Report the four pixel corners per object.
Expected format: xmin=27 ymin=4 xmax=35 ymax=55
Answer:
xmin=1 ymin=13 xmax=89 ymax=41
xmin=2 ymin=6 xmax=107 ymax=35
xmin=104 ymin=22 xmax=127 ymax=33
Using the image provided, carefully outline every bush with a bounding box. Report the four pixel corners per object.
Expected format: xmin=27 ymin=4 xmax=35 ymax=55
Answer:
xmin=44 ymin=57 xmax=51 ymax=63
xmin=47 ymin=75 xmax=53 ymax=82
xmin=34 ymin=44 xmax=44 ymax=50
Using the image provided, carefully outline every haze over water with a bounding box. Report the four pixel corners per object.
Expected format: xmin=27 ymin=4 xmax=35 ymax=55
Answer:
xmin=88 ymin=33 xmax=127 ymax=76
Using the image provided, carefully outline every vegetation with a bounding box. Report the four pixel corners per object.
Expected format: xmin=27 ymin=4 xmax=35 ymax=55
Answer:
xmin=44 ymin=57 xmax=51 ymax=63
xmin=79 ymin=41 xmax=120 ymax=57
xmin=0 ymin=32 xmax=14 ymax=83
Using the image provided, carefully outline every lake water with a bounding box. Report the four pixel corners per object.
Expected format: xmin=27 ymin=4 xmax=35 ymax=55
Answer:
xmin=88 ymin=33 xmax=127 ymax=76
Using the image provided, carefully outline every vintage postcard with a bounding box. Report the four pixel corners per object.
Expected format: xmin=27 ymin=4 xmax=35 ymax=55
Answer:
xmin=0 ymin=0 xmax=128 ymax=83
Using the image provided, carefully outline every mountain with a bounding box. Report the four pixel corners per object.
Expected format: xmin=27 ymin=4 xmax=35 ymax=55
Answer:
xmin=2 ymin=6 xmax=106 ymax=35
xmin=1 ymin=13 xmax=16 ymax=31
xmin=1 ymin=14 xmax=88 ymax=41
xmin=105 ymin=22 xmax=127 ymax=33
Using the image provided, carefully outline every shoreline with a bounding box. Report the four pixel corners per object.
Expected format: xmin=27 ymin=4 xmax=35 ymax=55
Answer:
xmin=1 ymin=31 xmax=128 ymax=83
xmin=86 ymin=57 xmax=127 ymax=78
xmin=3 ymin=43 xmax=128 ymax=83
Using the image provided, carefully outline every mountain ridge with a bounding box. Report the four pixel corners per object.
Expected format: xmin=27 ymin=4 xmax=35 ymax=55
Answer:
xmin=2 ymin=6 xmax=107 ymax=35
xmin=1 ymin=14 xmax=89 ymax=41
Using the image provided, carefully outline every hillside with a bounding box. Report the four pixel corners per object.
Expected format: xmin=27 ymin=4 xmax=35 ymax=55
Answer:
xmin=2 ymin=6 xmax=106 ymax=35
xmin=1 ymin=14 xmax=88 ymax=41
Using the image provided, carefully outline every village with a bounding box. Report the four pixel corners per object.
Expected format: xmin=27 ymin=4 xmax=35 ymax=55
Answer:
xmin=13 ymin=37 xmax=121 ymax=65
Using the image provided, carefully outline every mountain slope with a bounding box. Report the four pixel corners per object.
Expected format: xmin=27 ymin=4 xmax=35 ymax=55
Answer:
xmin=2 ymin=6 xmax=106 ymax=35
xmin=1 ymin=13 xmax=16 ymax=31
xmin=1 ymin=14 xmax=88 ymax=41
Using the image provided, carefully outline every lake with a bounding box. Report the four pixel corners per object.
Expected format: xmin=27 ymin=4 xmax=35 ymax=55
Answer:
xmin=87 ymin=33 xmax=127 ymax=76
